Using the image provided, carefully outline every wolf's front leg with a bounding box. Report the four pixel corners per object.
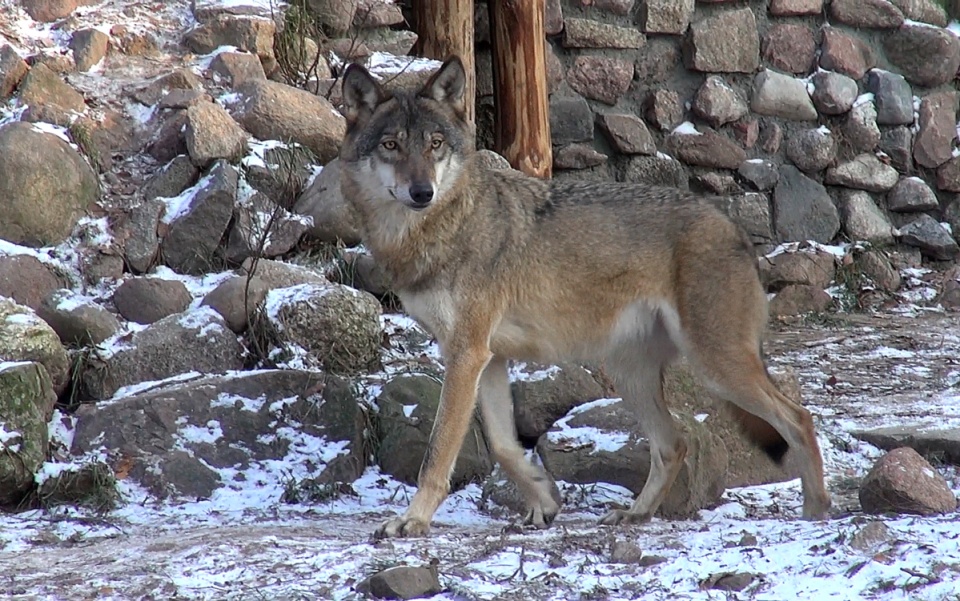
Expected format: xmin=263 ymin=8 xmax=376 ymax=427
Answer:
xmin=375 ymin=345 xmax=493 ymax=539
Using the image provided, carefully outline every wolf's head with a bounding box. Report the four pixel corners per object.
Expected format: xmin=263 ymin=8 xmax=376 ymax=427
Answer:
xmin=339 ymin=57 xmax=473 ymax=213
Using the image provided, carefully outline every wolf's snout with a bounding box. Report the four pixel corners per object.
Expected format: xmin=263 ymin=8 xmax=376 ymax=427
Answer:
xmin=409 ymin=183 xmax=435 ymax=208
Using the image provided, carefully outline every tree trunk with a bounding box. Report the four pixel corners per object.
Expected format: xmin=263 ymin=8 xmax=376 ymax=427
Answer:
xmin=412 ymin=0 xmax=476 ymax=126
xmin=489 ymin=0 xmax=552 ymax=178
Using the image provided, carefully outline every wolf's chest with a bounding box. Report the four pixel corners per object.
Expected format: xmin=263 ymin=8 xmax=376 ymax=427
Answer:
xmin=397 ymin=288 xmax=458 ymax=343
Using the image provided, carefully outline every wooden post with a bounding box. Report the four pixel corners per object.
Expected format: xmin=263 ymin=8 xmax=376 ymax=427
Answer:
xmin=412 ymin=0 xmax=476 ymax=126
xmin=489 ymin=0 xmax=552 ymax=178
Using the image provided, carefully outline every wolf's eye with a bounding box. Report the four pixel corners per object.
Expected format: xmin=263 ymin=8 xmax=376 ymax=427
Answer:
xmin=382 ymin=140 xmax=398 ymax=151
xmin=431 ymin=138 xmax=444 ymax=150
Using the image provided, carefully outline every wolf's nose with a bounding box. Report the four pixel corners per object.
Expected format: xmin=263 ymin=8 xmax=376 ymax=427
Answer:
xmin=410 ymin=183 xmax=434 ymax=206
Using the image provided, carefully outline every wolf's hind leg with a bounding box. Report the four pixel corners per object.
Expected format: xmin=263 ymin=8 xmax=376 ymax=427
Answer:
xmin=478 ymin=356 xmax=562 ymax=528
xmin=600 ymin=319 xmax=683 ymax=526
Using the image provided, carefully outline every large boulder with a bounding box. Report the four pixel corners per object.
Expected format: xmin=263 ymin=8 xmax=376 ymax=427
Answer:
xmin=234 ymin=79 xmax=345 ymax=164
xmin=81 ymin=306 xmax=244 ymax=400
xmin=72 ymin=370 xmax=365 ymax=499
xmin=510 ymin=362 xmax=606 ymax=446
xmin=0 ymin=297 xmax=70 ymax=396
xmin=538 ymin=396 xmax=729 ymax=518
xmin=0 ymin=361 xmax=56 ymax=504
xmin=255 ymin=283 xmax=382 ymax=374
xmin=375 ymin=375 xmax=493 ymax=491
xmin=160 ymin=160 xmax=238 ymax=274
xmin=0 ymin=122 xmax=98 ymax=246
xmin=859 ymin=447 xmax=957 ymax=516
xmin=293 ymin=159 xmax=363 ymax=246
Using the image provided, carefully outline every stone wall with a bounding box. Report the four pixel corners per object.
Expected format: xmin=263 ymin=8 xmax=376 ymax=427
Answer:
xmin=473 ymin=0 xmax=960 ymax=261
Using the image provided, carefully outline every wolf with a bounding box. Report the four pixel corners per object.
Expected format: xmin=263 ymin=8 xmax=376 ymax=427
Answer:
xmin=338 ymin=56 xmax=832 ymax=539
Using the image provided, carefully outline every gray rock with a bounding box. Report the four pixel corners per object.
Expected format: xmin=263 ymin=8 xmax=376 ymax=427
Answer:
xmin=897 ymin=214 xmax=960 ymax=260
xmin=883 ymin=22 xmax=960 ymax=88
xmin=751 ymin=70 xmax=817 ymax=121
xmin=208 ymin=51 xmax=266 ymax=87
xmin=226 ymin=191 xmax=312 ymax=263
xmin=161 ymin=160 xmax=238 ymax=274
xmin=888 ymin=177 xmax=939 ymax=212
xmin=554 ymin=144 xmax=607 ymax=170
xmin=840 ymin=101 xmax=881 ymax=154
xmin=888 ymin=0 xmax=948 ymax=26
xmin=82 ymin=306 xmax=243 ymax=400
xmin=0 ymin=361 xmax=56 ymax=504
xmin=183 ymin=14 xmax=275 ymax=66
xmin=0 ymin=254 xmax=69 ymax=311
xmin=824 ymin=154 xmax=900 ymax=192
xmin=511 ymin=363 xmax=606 ymax=444
xmin=200 ymin=275 xmax=269 ymax=333
xmin=235 ymin=78 xmax=345 ymax=163
xmin=0 ymin=44 xmax=29 ymax=98
xmin=73 ymin=370 xmax=364 ymax=498
xmin=550 ymin=94 xmax=594 ymax=145
xmin=37 ymin=289 xmax=121 ymax=346
xmin=856 ymin=250 xmax=902 ymax=292
xmin=840 ymin=190 xmax=896 ymax=245
xmin=914 ymin=91 xmax=958 ymax=169
xmin=692 ymin=76 xmax=748 ymax=128
xmin=770 ymin=0 xmax=824 ymax=13
xmin=69 ymin=28 xmax=109 ymax=72
xmin=621 ymin=155 xmax=689 ymax=189
xmin=563 ymin=18 xmax=645 ymax=49
xmin=769 ymin=284 xmax=834 ymax=316
xmin=376 ymin=375 xmax=492 ymax=491
xmin=597 ymin=113 xmax=655 ymax=155
xmin=142 ymin=155 xmax=200 ymax=201
xmin=811 ymin=71 xmax=859 ymax=116
xmin=715 ymin=193 xmax=774 ymax=242
xmin=830 ymin=0 xmax=905 ymax=28
xmin=357 ymin=565 xmax=442 ymax=601
xmin=185 ymin=101 xmax=248 ymax=167
xmin=566 ymin=56 xmax=633 ymax=105
xmin=786 ymin=127 xmax=837 ymax=173
xmin=866 ymin=69 xmax=914 ymax=126
xmin=113 ymin=277 xmax=192 ymax=325
xmin=820 ymin=26 xmax=876 ymax=79
xmin=762 ymin=23 xmax=816 ymax=74
xmin=738 ymin=160 xmax=780 ymax=191
xmin=761 ymin=251 xmax=837 ymax=291
xmin=666 ymin=127 xmax=746 ymax=169
xmin=120 ymin=198 xmax=163 ymax=274
xmin=852 ymin=426 xmax=960 ymax=464
xmin=684 ymin=8 xmax=759 ymax=73
xmin=0 ymin=297 xmax=70 ymax=396
xmin=538 ymin=398 xmax=728 ymax=518
xmin=639 ymin=0 xmax=694 ymax=34
xmin=859 ymin=447 xmax=957 ymax=516
xmin=240 ymin=257 xmax=328 ymax=289
xmin=879 ymin=127 xmax=914 ymax=174
xmin=644 ymin=89 xmax=684 ymax=131
xmin=293 ymin=159 xmax=362 ymax=246
xmin=256 ymin=283 xmax=382 ymax=374
xmin=0 ymin=121 xmax=98 ymax=247
xmin=773 ymin=165 xmax=841 ymax=243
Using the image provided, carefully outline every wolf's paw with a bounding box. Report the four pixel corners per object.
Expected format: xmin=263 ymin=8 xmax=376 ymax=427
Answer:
xmin=802 ymin=492 xmax=832 ymax=521
xmin=598 ymin=509 xmax=652 ymax=526
xmin=373 ymin=516 xmax=431 ymax=540
xmin=522 ymin=503 xmax=560 ymax=529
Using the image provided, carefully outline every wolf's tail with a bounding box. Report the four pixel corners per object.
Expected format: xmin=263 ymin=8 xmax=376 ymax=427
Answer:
xmin=728 ymin=405 xmax=790 ymax=464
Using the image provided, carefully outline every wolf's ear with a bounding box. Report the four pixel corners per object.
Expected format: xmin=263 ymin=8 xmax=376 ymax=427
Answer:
xmin=342 ymin=63 xmax=385 ymax=127
xmin=419 ymin=56 xmax=467 ymax=116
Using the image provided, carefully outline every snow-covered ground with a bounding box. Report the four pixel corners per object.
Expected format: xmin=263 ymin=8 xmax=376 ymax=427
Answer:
xmin=1 ymin=303 xmax=959 ymax=600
